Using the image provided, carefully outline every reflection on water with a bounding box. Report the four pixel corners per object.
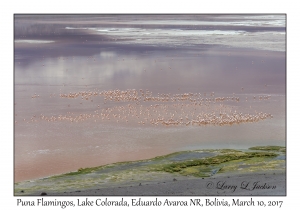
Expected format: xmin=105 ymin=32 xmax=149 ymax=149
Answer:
xmin=14 ymin=15 xmax=285 ymax=182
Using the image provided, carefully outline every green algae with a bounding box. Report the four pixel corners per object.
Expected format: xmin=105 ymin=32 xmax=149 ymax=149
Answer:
xmin=249 ymin=146 xmax=286 ymax=152
xmin=14 ymin=146 xmax=285 ymax=195
xmin=159 ymin=152 xmax=278 ymax=174
xmin=219 ymin=149 xmax=241 ymax=153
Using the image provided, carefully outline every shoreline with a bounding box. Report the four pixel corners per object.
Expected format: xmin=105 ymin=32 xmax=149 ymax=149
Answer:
xmin=14 ymin=146 xmax=286 ymax=196
xmin=54 ymin=171 xmax=286 ymax=196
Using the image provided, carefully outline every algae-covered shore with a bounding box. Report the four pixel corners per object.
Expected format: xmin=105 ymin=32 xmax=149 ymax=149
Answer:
xmin=14 ymin=146 xmax=286 ymax=196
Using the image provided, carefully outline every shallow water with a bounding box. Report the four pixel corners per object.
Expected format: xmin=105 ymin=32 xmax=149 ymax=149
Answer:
xmin=14 ymin=15 xmax=286 ymax=182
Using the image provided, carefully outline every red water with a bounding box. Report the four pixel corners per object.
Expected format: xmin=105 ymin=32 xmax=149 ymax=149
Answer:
xmin=14 ymin=15 xmax=286 ymax=182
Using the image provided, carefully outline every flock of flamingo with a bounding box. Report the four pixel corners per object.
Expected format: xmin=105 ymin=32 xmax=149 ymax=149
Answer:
xmin=16 ymin=88 xmax=273 ymax=127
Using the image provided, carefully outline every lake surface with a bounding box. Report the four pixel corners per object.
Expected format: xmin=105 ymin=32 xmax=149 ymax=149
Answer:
xmin=14 ymin=14 xmax=286 ymax=182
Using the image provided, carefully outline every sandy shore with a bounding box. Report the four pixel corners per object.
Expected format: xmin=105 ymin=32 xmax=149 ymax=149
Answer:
xmin=27 ymin=171 xmax=284 ymax=196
